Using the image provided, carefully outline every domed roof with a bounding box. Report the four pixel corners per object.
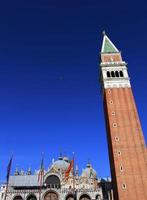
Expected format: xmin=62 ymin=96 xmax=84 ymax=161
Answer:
xmin=81 ymin=163 xmax=97 ymax=178
xmin=51 ymin=156 xmax=70 ymax=172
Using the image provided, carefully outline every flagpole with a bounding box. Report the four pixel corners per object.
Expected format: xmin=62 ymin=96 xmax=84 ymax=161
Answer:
xmin=72 ymin=152 xmax=77 ymax=200
xmin=72 ymin=152 xmax=75 ymax=190
xmin=38 ymin=153 xmax=44 ymax=200
xmin=4 ymin=156 xmax=13 ymax=200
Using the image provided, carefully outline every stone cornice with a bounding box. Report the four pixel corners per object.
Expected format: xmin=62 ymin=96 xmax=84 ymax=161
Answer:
xmin=100 ymin=61 xmax=127 ymax=67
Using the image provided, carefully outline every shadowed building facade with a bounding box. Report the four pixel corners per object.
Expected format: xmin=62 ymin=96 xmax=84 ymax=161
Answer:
xmin=100 ymin=33 xmax=147 ymax=200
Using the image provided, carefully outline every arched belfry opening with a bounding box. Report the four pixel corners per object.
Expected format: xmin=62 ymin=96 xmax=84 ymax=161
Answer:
xmin=120 ymin=71 xmax=124 ymax=77
xmin=107 ymin=71 xmax=111 ymax=78
xmin=111 ymin=71 xmax=115 ymax=77
xmin=115 ymin=71 xmax=119 ymax=77
xmin=45 ymin=175 xmax=61 ymax=189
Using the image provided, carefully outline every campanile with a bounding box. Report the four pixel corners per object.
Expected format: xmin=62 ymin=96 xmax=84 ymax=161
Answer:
xmin=100 ymin=32 xmax=147 ymax=200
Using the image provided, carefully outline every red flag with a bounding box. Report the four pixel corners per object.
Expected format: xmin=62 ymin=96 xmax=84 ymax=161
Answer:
xmin=65 ymin=158 xmax=74 ymax=179
xmin=38 ymin=157 xmax=44 ymax=185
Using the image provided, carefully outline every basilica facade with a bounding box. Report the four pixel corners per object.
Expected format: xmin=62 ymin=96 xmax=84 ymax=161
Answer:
xmin=0 ymin=155 xmax=113 ymax=200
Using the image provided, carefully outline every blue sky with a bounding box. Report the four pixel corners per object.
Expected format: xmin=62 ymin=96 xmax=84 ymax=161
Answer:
xmin=0 ymin=0 xmax=147 ymax=182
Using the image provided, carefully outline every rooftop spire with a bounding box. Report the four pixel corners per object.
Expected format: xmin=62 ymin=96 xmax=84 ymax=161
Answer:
xmin=102 ymin=30 xmax=106 ymax=36
xmin=101 ymin=32 xmax=119 ymax=53
xmin=59 ymin=152 xmax=63 ymax=160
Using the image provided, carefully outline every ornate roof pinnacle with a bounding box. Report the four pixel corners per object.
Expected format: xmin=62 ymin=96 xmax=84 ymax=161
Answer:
xmin=87 ymin=160 xmax=91 ymax=168
xmin=59 ymin=152 xmax=63 ymax=160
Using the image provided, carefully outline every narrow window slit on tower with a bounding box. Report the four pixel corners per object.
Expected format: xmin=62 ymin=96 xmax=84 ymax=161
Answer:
xmin=122 ymin=183 xmax=126 ymax=190
xmin=108 ymin=89 xmax=111 ymax=94
xmin=115 ymin=136 xmax=119 ymax=141
xmin=110 ymin=100 xmax=113 ymax=104
xmin=120 ymin=166 xmax=123 ymax=171
xmin=112 ymin=123 xmax=117 ymax=128
xmin=111 ymin=111 xmax=116 ymax=116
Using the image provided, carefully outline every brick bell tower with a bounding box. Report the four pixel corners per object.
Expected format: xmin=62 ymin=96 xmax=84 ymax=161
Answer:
xmin=100 ymin=32 xmax=147 ymax=200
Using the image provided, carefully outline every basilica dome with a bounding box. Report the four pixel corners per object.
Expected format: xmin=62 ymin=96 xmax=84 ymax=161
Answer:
xmin=81 ymin=163 xmax=97 ymax=178
xmin=52 ymin=156 xmax=70 ymax=172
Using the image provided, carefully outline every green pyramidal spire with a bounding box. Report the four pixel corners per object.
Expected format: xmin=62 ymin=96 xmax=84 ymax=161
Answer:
xmin=101 ymin=32 xmax=119 ymax=53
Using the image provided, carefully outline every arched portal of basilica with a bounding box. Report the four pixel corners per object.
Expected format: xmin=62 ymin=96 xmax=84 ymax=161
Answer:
xmin=66 ymin=194 xmax=74 ymax=200
xmin=79 ymin=194 xmax=91 ymax=200
xmin=44 ymin=192 xmax=58 ymax=200
xmin=13 ymin=196 xmax=23 ymax=200
xmin=27 ymin=194 xmax=37 ymax=200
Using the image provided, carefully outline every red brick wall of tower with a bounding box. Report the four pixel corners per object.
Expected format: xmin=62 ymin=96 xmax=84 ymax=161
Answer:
xmin=103 ymin=87 xmax=147 ymax=200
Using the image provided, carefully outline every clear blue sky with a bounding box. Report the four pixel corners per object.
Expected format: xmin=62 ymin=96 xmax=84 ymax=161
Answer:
xmin=0 ymin=0 xmax=147 ymax=182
